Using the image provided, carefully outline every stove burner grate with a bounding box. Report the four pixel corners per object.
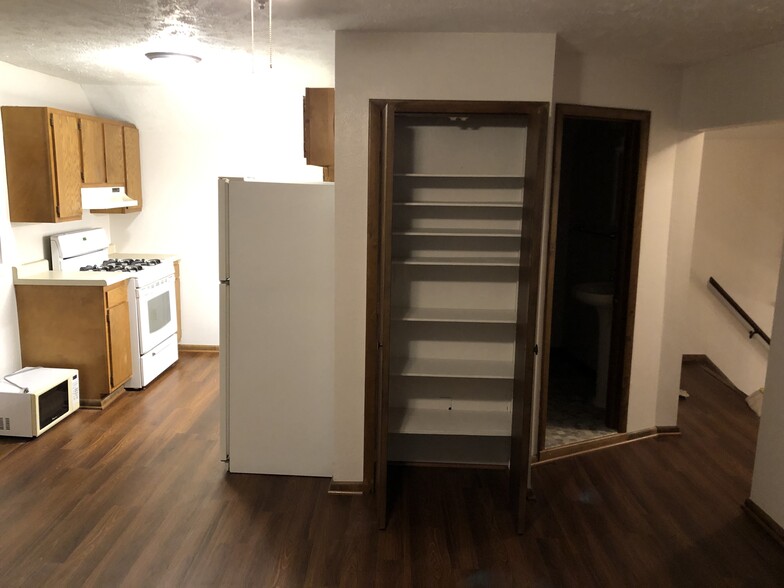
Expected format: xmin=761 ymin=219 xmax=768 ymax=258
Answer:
xmin=79 ymin=258 xmax=161 ymax=273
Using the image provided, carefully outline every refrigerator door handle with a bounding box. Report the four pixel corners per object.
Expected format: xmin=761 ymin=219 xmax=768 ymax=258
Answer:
xmin=218 ymin=177 xmax=231 ymax=282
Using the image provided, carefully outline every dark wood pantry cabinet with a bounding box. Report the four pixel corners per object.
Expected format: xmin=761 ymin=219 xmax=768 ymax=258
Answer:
xmin=364 ymin=100 xmax=549 ymax=532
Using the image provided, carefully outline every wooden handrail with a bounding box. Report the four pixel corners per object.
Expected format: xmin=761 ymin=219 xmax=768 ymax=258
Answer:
xmin=708 ymin=277 xmax=771 ymax=345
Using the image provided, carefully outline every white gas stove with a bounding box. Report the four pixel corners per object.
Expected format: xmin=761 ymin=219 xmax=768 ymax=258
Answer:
xmin=50 ymin=228 xmax=179 ymax=389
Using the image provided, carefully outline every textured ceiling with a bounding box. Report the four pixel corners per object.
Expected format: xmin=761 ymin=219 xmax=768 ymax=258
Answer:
xmin=1 ymin=0 xmax=783 ymax=84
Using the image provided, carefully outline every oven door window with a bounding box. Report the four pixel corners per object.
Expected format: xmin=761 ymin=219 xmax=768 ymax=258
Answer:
xmin=147 ymin=291 xmax=172 ymax=334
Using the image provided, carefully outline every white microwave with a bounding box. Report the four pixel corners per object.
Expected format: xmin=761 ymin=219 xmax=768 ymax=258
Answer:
xmin=0 ymin=367 xmax=80 ymax=437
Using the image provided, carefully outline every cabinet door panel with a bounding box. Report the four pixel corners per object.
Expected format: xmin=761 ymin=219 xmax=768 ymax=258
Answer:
xmin=107 ymin=301 xmax=132 ymax=389
xmin=123 ymin=126 xmax=143 ymax=212
xmin=81 ymin=118 xmax=106 ymax=184
xmin=50 ymin=112 xmax=83 ymax=220
xmin=104 ymin=123 xmax=125 ymax=184
xmin=304 ymin=88 xmax=334 ymax=167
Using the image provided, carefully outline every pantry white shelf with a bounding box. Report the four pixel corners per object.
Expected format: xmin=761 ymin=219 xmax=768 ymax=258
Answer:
xmin=392 ymin=256 xmax=519 ymax=267
xmin=391 ymin=357 xmax=515 ymax=380
xmin=392 ymin=228 xmax=521 ymax=238
xmin=391 ymin=307 xmax=517 ymax=324
xmin=393 ymin=201 xmax=523 ymax=209
xmin=388 ymin=407 xmax=512 ymax=437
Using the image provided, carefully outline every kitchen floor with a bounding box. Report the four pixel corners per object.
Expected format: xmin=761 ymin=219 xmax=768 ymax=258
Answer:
xmin=0 ymin=355 xmax=782 ymax=586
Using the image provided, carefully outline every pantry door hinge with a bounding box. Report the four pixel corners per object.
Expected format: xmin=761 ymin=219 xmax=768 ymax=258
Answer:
xmin=534 ymin=344 xmax=539 ymax=355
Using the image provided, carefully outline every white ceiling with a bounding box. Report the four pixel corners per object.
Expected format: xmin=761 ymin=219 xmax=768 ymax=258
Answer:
xmin=1 ymin=0 xmax=784 ymax=84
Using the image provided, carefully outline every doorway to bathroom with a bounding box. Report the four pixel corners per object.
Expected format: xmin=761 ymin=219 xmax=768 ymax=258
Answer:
xmin=539 ymin=104 xmax=650 ymax=456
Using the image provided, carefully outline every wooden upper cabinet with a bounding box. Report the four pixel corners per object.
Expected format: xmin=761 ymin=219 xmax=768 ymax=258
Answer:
xmin=91 ymin=124 xmax=142 ymax=215
xmin=122 ymin=126 xmax=142 ymax=212
xmin=50 ymin=112 xmax=84 ymax=220
xmin=104 ymin=123 xmax=126 ymax=184
xmin=1 ymin=106 xmax=83 ymax=222
xmin=80 ymin=117 xmax=107 ymax=184
xmin=2 ymin=106 xmax=144 ymax=222
xmin=304 ymin=87 xmax=334 ymax=180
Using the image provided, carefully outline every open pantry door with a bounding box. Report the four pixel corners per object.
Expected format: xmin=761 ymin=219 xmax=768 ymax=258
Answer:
xmin=510 ymin=103 xmax=549 ymax=533
xmin=373 ymin=101 xmax=397 ymax=529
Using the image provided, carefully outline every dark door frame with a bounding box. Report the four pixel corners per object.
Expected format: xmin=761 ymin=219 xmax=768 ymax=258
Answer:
xmin=363 ymin=99 xmax=549 ymax=532
xmin=538 ymin=103 xmax=651 ymax=456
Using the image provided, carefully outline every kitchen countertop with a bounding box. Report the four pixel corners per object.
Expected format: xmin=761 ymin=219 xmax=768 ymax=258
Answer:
xmin=11 ymin=251 xmax=180 ymax=287
xmin=13 ymin=261 xmax=132 ymax=287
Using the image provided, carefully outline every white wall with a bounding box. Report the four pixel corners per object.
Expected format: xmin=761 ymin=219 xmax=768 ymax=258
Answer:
xmin=682 ymin=40 xmax=784 ymax=130
xmin=657 ymin=132 xmax=705 ymax=423
xmin=0 ymin=61 xmax=111 ymax=377
xmin=750 ymin=253 xmax=784 ymax=527
xmin=82 ymin=60 xmax=333 ymax=345
xmin=685 ymin=134 xmax=784 ymax=394
xmin=681 ymin=40 xmax=784 ymax=532
xmin=334 ymin=32 xmax=557 ymax=481
xmin=552 ymin=49 xmax=686 ymax=431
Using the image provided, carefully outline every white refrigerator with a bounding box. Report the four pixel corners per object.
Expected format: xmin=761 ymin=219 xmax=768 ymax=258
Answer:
xmin=218 ymin=178 xmax=334 ymax=476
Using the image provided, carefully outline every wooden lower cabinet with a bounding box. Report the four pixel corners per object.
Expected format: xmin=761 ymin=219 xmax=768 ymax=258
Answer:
xmin=15 ymin=281 xmax=133 ymax=409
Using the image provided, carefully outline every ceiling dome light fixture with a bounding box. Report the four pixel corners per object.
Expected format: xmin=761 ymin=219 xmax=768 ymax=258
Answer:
xmin=145 ymin=51 xmax=201 ymax=64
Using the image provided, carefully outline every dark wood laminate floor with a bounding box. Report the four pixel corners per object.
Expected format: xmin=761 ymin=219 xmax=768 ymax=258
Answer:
xmin=0 ymin=354 xmax=782 ymax=587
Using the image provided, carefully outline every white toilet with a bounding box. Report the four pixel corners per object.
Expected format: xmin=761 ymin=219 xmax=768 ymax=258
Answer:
xmin=573 ymin=282 xmax=614 ymax=409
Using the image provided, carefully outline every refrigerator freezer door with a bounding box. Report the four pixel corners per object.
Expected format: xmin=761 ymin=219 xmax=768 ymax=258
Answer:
xmin=225 ymin=180 xmax=334 ymax=477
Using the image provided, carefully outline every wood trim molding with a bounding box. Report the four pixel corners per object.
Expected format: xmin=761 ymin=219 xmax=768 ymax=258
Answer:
xmin=362 ymin=100 xmax=550 ymax=500
xmin=178 ymin=344 xmax=219 ymax=353
xmin=533 ymin=427 xmax=666 ymax=465
xmin=328 ymin=480 xmax=367 ymax=495
xmin=743 ymin=498 xmax=784 ymax=548
xmin=538 ymin=103 xmax=651 ymax=455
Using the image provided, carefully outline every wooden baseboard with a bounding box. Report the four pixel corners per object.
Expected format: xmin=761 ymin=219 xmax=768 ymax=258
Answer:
xmin=80 ymin=386 xmax=125 ymax=410
xmin=390 ymin=461 xmax=508 ymax=470
xmin=656 ymin=425 xmax=681 ymax=436
xmin=534 ymin=428 xmax=661 ymax=465
xmin=178 ymin=344 xmax=219 ymax=353
xmin=328 ymin=479 xmax=366 ymax=495
xmin=743 ymin=498 xmax=784 ymax=548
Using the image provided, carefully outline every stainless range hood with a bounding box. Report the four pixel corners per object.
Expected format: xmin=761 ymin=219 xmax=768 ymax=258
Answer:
xmin=80 ymin=186 xmax=138 ymax=210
